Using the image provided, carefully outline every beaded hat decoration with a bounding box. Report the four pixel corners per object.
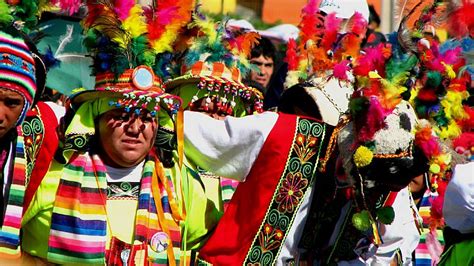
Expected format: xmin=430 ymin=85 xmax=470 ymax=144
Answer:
xmin=75 ymin=0 xmax=194 ymax=115
xmin=165 ymin=11 xmax=263 ymax=116
xmin=71 ymin=65 xmax=181 ymax=116
xmin=166 ymin=61 xmax=263 ymax=116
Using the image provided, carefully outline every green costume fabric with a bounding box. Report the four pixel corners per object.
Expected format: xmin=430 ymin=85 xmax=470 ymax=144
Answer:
xmin=169 ymin=157 xmax=223 ymax=250
xmin=438 ymin=239 xmax=474 ymax=266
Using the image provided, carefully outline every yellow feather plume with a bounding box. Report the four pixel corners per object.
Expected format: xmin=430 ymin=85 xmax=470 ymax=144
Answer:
xmin=441 ymin=90 xmax=469 ymax=120
xmin=122 ymin=5 xmax=147 ymax=39
xmin=442 ymin=62 xmax=456 ymax=80
xmin=189 ymin=14 xmax=219 ymax=45
xmin=436 ymin=120 xmax=462 ymax=140
xmin=151 ymin=24 xmax=181 ymax=54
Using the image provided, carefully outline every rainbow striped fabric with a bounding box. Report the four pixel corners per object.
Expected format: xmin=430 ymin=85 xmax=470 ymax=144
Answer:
xmin=47 ymin=152 xmax=185 ymax=265
xmin=220 ymin=178 xmax=239 ymax=211
xmin=414 ymin=190 xmax=445 ymax=265
xmin=0 ymin=128 xmax=26 ymax=258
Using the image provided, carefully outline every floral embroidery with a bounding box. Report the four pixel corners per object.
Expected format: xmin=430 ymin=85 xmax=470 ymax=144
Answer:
xmin=294 ymin=133 xmax=318 ymax=163
xmin=276 ymin=172 xmax=308 ymax=213
xmin=257 ymin=224 xmax=282 ymax=252
xmin=244 ymin=118 xmax=326 ymax=265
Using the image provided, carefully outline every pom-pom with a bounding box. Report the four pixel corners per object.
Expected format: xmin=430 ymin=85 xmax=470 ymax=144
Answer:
xmin=376 ymin=206 xmax=395 ymax=224
xmin=352 ymin=210 xmax=371 ymax=231
xmin=353 ymin=146 xmax=373 ymax=168
xmin=333 ymin=60 xmax=351 ymax=81
xmin=425 ymin=71 xmax=443 ymax=89
xmin=429 ymin=163 xmax=440 ymax=174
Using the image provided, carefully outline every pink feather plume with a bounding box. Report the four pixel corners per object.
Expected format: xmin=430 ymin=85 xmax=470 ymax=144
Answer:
xmin=333 ymin=60 xmax=351 ymax=81
xmin=54 ymin=0 xmax=82 ymax=16
xmin=321 ymin=13 xmax=342 ymax=51
xmin=358 ymin=98 xmax=388 ymax=142
xmin=114 ymin=0 xmax=135 ymax=21
xmin=299 ymin=0 xmax=323 ymax=45
xmin=347 ymin=12 xmax=367 ymax=36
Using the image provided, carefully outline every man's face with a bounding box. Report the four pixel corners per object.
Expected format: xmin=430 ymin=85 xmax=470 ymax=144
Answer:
xmin=250 ymin=55 xmax=274 ymax=88
xmin=0 ymin=89 xmax=24 ymax=139
xmin=98 ymin=108 xmax=158 ymax=168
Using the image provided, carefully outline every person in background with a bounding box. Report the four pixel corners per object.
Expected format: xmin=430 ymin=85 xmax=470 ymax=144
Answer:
xmin=244 ymin=36 xmax=285 ymax=110
xmin=248 ymin=36 xmax=275 ymax=92
xmin=438 ymin=161 xmax=474 ymax=265
xmin=362 ymin=5 xmax=386 ymax=48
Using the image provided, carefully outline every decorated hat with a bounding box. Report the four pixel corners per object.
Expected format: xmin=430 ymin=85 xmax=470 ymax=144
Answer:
xmin=0 ymin=31 xmax=36 ymax=109
xmin=61 ymin=0 xmax=194 ymax=156
xmin=165 ymin=12 xmax=264 ymax=117
xmin=0 ymin=0 xmax=61 ymax=123
xmin=68 ymin=0 xmax=194 ymax=114
xmin=283 ymin=0 xmax=367 ymax=125
xmin=330 ymin=4 xmax=445 ymax=239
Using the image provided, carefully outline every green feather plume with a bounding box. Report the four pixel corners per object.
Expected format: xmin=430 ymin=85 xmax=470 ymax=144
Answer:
xmin=0 ymin=0 xmax=13 ymax=26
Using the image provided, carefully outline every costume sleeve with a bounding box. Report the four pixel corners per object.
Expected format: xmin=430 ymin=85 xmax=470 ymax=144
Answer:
xmin=183 ymin=111 xmax=278 ymax=181
xmin=443 ymin=161 xmax=474 ymax=234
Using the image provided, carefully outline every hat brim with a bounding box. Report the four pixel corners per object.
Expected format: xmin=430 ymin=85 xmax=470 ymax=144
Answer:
xmin=165 ymin=74 xmax=201 ymax=93
xmin=70 ymin=87 xmax=180 ymax=113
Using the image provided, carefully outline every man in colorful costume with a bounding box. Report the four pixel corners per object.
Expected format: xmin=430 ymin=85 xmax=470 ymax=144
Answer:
xmin=293 ymin=3 xmax=442 ymax=263
xmin=20 ymin=0 xmax=200 ymax=265
xmin=187 ymin=1 xmax=436 ymax=264
xmin=164 ymin=15 xmax=264 ymax=214
xmin=0 ymin=1 xmax=64 ymax=262
xmin=171 ymin=1 xmax=364 ymax=264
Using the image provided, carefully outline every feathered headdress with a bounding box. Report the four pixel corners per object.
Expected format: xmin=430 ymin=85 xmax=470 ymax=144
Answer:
xmin=77 ymin=0 xmax=195 ymax=115
xmin=407 ymin=0 xmax=474 ymax=239
xmin=82 ymin=0 xmax=193 ymax=77
xmin=165 ymin=10 xmax=263 ymax=117
xmin=284 ymin=0 xmax=367 ymax=89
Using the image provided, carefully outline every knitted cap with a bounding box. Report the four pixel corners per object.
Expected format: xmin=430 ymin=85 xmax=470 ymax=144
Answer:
xmin=0 ymin=31 xmax=36 ymax=106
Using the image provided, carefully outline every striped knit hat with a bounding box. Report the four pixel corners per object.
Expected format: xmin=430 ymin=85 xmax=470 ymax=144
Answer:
xmin=0 ymin=31 xmax=36 ymax=122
